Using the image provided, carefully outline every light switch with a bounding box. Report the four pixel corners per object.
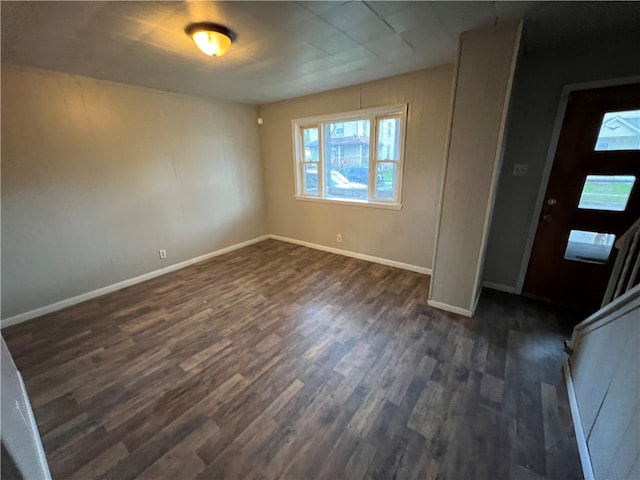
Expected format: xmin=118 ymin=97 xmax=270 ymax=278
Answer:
xmin=513 ymin=164 xmax=528 ymax=176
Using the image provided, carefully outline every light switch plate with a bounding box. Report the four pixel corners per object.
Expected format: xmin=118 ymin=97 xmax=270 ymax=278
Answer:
xmin=513 ymin=164 xmax=528 ymax=176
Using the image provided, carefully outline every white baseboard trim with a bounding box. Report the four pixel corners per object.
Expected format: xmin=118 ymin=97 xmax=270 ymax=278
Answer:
xmin=1 ymin=235 xmax=270 ymax=329
xmin=563 ymin=360 xmax=595 ymax=480
xmin=2 ymin=234 xmax=430 ymax=328
xmin=482 ymin=281 xmax=517 ymax=293
xmin=426 ymin=299 xmax=472 ymax=317
xmin=268 ymin=234 xmax=431 ymax=275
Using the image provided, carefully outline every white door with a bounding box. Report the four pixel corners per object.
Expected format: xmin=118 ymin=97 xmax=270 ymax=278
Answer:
xmin=1 ymin=336 xmax=51 ymax=480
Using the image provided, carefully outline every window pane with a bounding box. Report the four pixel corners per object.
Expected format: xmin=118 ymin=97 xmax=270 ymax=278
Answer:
xmin=302 ymin=127 xmax=319 ymax=161
xmin=578 ymin=175 xmax=635 ymax=211
xmin=595 ymin=110 xmax=640 ymax=151
xmin=377 ymin=117 xmax=400 ymax=160
xmin=325 ymin=120 xmax=370 ymax=170
xmin=303 ymin=163 xmax=318 ymax=195
xmin=564 ymin=230 xmax=616 ymax=264
xmin=325 ymin=168 xmax=367 ymax=200
xmin=294 ymin=108 xmax=406 ymax=205
xmin=375 ymin=162 xmax=396 ymax=200
xmin=338 ymin=165 xmax=369 ymax=188
xmin=324 ymin=120 xmax=370 ymax=201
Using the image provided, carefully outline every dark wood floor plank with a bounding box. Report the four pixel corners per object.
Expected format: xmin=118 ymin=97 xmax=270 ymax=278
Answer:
xmin=70 ymin=441 xmax=129 ymax=480
xmin=344 ymin=440 xmax=378 ymax=480
xmin=2 ymin=240 xmax=583 ymax=479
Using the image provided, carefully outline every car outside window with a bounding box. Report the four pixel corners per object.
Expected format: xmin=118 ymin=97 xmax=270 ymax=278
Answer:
xmin=292 ymin=105 xmax=407 ymax=209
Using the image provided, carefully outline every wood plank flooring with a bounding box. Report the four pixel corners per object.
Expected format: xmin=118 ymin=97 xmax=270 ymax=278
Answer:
xmin=2 ymin=239 xmax=583 ymax=479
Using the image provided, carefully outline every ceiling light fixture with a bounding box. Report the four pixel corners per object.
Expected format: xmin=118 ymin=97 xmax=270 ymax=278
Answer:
xmin=185 ymin=22 xmax=235 ymax=57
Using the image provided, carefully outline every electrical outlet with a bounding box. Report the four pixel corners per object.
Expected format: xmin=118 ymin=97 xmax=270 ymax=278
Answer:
xmin=159 ymin=249 xmax=167 ymax=259
xmin=337 ymin=234 xmax=342 ymax=243
xmin=513 ymin=164 xmax=528 ymax=176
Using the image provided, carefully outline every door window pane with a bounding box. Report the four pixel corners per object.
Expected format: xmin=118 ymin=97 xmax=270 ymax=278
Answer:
xmin=375 ymin=162 xmax=396 ymax=200
xmin=595 ymin=110 xmax=640 ymax=151
xmin=377 ymin=117 xmax=400 ymax=160
xmin=578 ymin=175 xmax=635 ymax=211
xmin=564 ymin=230 xmax=616 ymax=264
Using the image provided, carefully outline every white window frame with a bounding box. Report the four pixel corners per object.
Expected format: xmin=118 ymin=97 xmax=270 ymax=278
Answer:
xmin=292 ymin=104 xmax=407 ymax=210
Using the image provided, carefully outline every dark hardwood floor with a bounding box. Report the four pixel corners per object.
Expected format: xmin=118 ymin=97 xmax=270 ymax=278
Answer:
xmin=2 ymin=239 xmax=583 ymax=479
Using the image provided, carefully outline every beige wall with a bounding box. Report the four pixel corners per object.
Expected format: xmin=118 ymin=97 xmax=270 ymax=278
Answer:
xmin=258 ymin=66 xmax=454 ymax=269
xmin=429 ymin=21 xmax=522 ymax=315
xmin=1 ymin=64 xmax=267 ymax=319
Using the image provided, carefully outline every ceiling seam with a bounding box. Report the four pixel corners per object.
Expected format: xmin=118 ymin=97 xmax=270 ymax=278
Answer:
xmin=361 ymin=1 xmax=416 ymax=51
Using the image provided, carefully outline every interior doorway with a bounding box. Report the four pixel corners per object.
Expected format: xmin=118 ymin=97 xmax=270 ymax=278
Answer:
xmin=523 ymin=83 xmax=640 ymax=313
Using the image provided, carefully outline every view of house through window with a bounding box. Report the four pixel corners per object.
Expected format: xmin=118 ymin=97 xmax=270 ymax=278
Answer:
xmin=595 ymin=109 xmax=640 ymax=151
xmin=324 ymin=119 xmax=370 ymax=200
xmin=376 ymin=116 xmax=401 ymax=200
xmin=294 ymin=106 xmax=406 ymax=206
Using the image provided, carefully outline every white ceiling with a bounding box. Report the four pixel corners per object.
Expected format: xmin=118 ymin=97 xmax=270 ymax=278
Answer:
xmin=2 ymin=1 xmax=639 ymax=105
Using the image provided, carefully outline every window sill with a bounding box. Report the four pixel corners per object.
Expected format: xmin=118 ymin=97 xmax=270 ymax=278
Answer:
xmin=294 ymin=195 xmax=403 ymax=211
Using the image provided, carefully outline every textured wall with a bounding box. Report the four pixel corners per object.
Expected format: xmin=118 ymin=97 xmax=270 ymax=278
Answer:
xmin=571 ymin=289 xmax=640 ymax=479
xmin=1 ymin=64 xmax=267 ymax=318
xmin=259 ymin=66 xmax=454 ymax=269
xmin=429 ymin=21 xmax=522 ymax=314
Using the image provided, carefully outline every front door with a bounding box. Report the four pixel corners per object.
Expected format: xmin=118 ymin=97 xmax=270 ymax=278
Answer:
xmin=523 ymin=83 xmax=640 ymax=313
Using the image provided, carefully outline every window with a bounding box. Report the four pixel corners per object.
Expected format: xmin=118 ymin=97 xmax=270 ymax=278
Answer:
xmin=292 ymin=105 xmax=407 ymax=208
xmin=564 ymin=230 xmax=616 ymax=264
xmin=301 ymin=127 xmax=318 ymax=195
xmin=594 ymin=109 xmax=640 ymax=151
xmin=578 ymin=175 xmax=636 ymax=211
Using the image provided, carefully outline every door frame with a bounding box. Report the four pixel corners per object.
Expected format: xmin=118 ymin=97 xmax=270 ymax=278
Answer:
xmin=515 ymin=75 xmax=640 ymax=294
